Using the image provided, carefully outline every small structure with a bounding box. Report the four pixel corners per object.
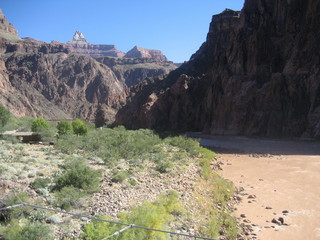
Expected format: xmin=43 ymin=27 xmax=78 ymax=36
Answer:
xmin=0 ymin=130 xmax=41 ymax=143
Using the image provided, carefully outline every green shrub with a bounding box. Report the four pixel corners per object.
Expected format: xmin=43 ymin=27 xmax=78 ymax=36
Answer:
xmin=55 ymin=127 xmax=162 ymax=164
xmin=0 ymin=105 xmax=10 ymax=128
xmin=128 ymin=179 xmax=137 ymax=186
xmin=3 ymin=219 xmax=53 ymax=240
xmin=72 ymin=119 xmax=88 ymax=135
xmin=54 ymin=159 xmax=101 ymax=192
xmin=56 ymin=120 xmax=73 ymax=135
xmin=54 ymin=186 xmax=85 ymax=210
xmin=31 ymin=118 xmax=49 ymax=132
xmin=155 ymin=161 xmax=172 ymax=173
xmin=0 ymin=193 xmax=31 ymax=222
xmin=110 ymin=169 xmax=129 ymax=183
xmin=30 ymin=178 xmax=51 ymax=189
xmin=80 ymin=217 xmax=117 ymax=240
xmin=202 ymin=210 xmax=238 ymax=240
xmin=81 ymin=192 xmax=181 ymax=240
xmin=164 ymin=136 xmax=200 ymax=156
xmin=213 ymin=176 xmax=235 ymax=205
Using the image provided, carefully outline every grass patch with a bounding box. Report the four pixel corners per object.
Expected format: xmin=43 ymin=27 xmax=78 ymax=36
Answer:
xmin=81 ymin=191 xmax=181 ymax=240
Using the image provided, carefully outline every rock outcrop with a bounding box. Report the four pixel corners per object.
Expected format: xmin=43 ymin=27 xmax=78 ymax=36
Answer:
xmin=124 ymin=46 xmax=167 ymax=62
xmin=116 ymin=0 xmax=320 ymax=138
xmin=63 ymin=31 xmax=125 ymax=58
xmin=96 ymin=56 xmax=176 ymax=87
xmin=0 ymin=9 xmax=19 ymax=41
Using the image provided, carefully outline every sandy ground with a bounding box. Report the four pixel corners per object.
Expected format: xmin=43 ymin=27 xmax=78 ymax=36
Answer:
xmin=190 ymin=134 xmax=320 ymax=240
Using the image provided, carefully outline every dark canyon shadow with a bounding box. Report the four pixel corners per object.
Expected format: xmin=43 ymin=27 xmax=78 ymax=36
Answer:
xmin=187 ymin=133 xmax=320 ymax=156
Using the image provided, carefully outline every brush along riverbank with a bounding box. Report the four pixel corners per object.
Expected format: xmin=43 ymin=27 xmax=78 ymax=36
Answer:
xmin=0 ymin=127 xmax=240 ymax=239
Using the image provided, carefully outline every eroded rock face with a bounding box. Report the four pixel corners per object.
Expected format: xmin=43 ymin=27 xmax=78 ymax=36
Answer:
xmin=63 ymin=31 xmax=125 ymax=58
xmin=116 ymin=0 xmax=320 ymax=138
xmin=0 ymin=16 xmax=127 ymax=120
xmin=0 ymin=9 xmax=18 ymax=38
xmin=2 ymin=51 xmax=127 ymax=120
xmin=124 ymin=46 xmax=167 ymax=62
xmin=96 ymin=56 xmax=176 ymax=87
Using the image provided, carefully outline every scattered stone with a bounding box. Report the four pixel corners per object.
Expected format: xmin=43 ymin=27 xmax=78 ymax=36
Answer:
xmin=243 ymin=219 xmax=251 ymax=223
xmin=248 ymin=195 xmax=256 ymax=199
xmin=235 ymin=195 xmax=243 ymax=201
xmin=278 ymin=217 xmax=284 ymax=225
xmin=259 ymin=179 xmax=264 ymax=181
xmin=240 ymin=214 xmax=246 ymax=218
xmin=265 ymin=206 xmax=272 ymax=209
xmin=282 ymin=210 xmax=289 ymax=214
xmin=271 ymin=218 xmax=281 ymax=225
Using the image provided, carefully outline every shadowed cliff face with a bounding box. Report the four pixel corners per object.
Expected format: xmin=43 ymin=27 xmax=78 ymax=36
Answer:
xmin=116 ymin=0 xmax=320 ymax=138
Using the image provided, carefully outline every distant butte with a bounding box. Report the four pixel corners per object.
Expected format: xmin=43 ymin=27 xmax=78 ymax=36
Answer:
xmin=62 ymin=31 xmax=168 ymax=61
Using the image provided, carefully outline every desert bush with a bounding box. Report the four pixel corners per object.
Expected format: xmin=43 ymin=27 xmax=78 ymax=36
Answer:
xmin=0 ymin=105 xmax=10 ymax=128
xmin=30 ymin=178 xmax=51 ymax=189
xmin=110 ymin=169 xmax=129 ymax=183
xmin=54 ymin=158 xmax=101 ymax=192
xmin=28 ymin=210 xmax=48 ymax=223
xmin=155 ymin=161 xmax=172 ymax=173
xmin=56 ymin=120 xmax=73 ymax=136
xmin=212 ymin=175 xmax=235 ymax=205
xmin=54 ymin=186 xmax=85 ymax=210
xmin=3 ymin=116 xmax=34 ymax=132
xmin=81 ymin=192 xmax=181 ymax=240
xmin=0 ymin=192 xmax=32 ymax=223
xmin=80 ymin=217 xmax=117 ymax=240
xmin=31 ymin=117 xmax=49 ymax=132
xmin=3 ymin=219 xmax=53 ymax=240
xmin=202 ymin=209 xmax=238 ymax=240
xmin=164 ymin=136 xmax=200 ymax=156
xmin=55 ymin=127 xmax=162 ymax=165
xmin=72 ymin=119 xmax=88 ymax=135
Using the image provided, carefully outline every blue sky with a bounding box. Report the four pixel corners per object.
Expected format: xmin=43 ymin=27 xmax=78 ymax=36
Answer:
xmin=1 ymin=0 xmax=244 ymax=62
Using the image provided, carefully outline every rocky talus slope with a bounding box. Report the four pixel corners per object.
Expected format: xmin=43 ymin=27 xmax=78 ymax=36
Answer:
xmin=116 ymin=0 xmax=320 ymax=138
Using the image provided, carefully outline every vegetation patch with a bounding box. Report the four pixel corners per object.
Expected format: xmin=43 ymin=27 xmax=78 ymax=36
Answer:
xmin=0 ymin=112 xmax=238 ymax=240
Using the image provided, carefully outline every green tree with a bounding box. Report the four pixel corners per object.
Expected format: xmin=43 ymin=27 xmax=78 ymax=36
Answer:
xmin=56 ymin=120 xmax=72 ymax=135
xmin=31 ymin=118 xmax=49 ymax=132
xmin=72 ymin=119 xmax=88 ymax=135
xmin=0 ymin=105 xmax=10 ymax=128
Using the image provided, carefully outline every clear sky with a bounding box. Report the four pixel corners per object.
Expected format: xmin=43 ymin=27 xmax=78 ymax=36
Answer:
xmin=1 ymin=0 xmax=244 ymax=63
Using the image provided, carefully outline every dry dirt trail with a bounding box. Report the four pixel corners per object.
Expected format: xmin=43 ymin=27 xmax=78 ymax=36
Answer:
xmin=189 ymin=133 xmax=320 ymax=240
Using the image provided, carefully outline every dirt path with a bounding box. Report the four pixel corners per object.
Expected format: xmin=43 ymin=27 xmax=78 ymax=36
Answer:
xmin=189 ymin=134 xmax=320 ymax=240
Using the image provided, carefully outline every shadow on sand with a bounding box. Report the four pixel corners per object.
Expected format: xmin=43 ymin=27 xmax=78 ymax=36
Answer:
xmin=187 ymin=133 xmax=320 ymax=156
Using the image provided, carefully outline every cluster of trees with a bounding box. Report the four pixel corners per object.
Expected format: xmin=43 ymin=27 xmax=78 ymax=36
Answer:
xmin=31 ymin=117 xmax=88 ymax=136
xmin=0 ymin=105 xmax=88 ymax=137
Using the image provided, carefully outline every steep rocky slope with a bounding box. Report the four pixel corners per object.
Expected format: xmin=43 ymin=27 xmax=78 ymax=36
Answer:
xmin=116 ymin=0 xmax=320 ymax=138
xmin=0 ymin=11 xmax=127 ymax=121
xmin=96 ymin=56 xmax=176 ymax=87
